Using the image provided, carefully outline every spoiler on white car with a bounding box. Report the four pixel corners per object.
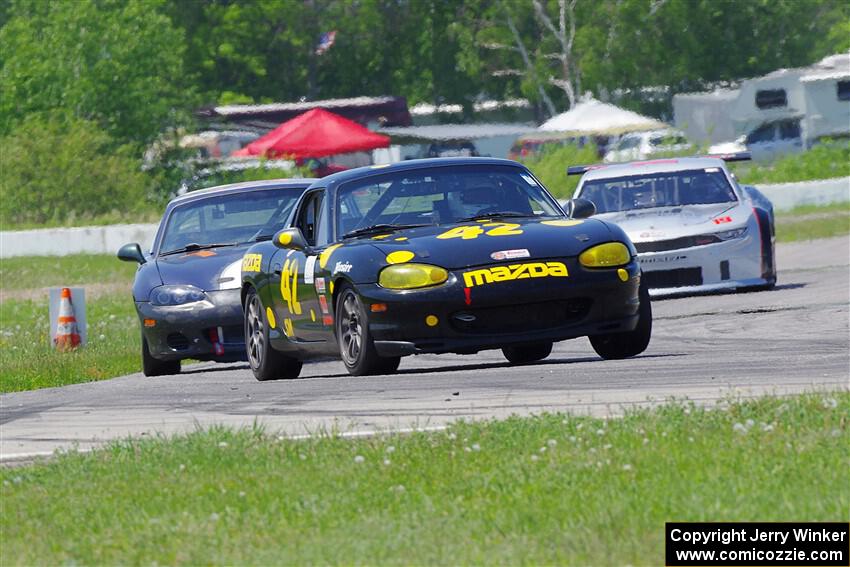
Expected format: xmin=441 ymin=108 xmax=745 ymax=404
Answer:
xmin=566 ymin=151 xmax=752 ymax=176
xmin=705 ymin=151 xmax=751 ymax=162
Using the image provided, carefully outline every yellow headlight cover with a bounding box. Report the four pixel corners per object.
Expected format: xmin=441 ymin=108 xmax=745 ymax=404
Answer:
xmin=378 ymin=263 xmax=448 ymax=289
xmin=579 ymin=242 xmax=631 ymax=268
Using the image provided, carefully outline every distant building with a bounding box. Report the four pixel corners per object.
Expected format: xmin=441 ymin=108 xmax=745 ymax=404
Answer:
xmin=674 ymin=53 xmax=850 ymax=149
xmin=408 ymin=98 xmax=535 ymax=125
xmin=196 ymin=95 xmax=413 ymax=130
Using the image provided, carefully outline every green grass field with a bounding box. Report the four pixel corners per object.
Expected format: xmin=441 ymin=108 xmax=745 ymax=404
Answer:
xmin=732 ymin=141 xmax=850 ymax=185
xmin=2 ymin=392 xmax=847 ymax=565
xmin=775 ymin=202 xmax=850 ymax=242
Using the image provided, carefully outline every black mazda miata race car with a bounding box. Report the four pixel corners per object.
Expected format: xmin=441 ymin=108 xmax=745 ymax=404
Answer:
xmin=240 ymin=158 xmax=651 ymax=380
xmin=118 ymin=179 xmax=313 ymax=376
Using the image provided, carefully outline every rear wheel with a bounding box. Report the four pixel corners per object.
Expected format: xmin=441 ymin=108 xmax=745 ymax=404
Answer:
xmin=502 ymin=342 xmax=553 ymax=364
xmin=142 ymin=336 xmax=180 ymax=377
xmin=336 ymin=285 xmax=400 ymax=376
xmin=589 ymin=276 xmax=652 ymax=360
xmin=753 ymin=207 xmax=777 ymax=291
xmin=245 ymin=288 xmax=302 ymax=381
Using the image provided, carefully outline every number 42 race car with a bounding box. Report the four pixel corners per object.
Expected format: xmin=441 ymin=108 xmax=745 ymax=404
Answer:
xmin=240 ymin=157 xmax=652 ymax=380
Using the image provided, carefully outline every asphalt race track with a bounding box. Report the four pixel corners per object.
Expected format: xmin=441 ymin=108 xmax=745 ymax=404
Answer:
xmin=2 ymin=237 xmax=848 ymax=460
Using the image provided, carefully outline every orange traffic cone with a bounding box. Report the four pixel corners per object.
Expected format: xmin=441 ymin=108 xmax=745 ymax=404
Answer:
xmin=54 ymin=287 xmax=81 ymax=351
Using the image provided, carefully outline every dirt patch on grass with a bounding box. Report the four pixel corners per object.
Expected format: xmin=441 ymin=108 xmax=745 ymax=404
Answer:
xmin=0 ymin=281 xmax=132 ymax=303
xmin=778 ymin=210 xmax=850 ymax=222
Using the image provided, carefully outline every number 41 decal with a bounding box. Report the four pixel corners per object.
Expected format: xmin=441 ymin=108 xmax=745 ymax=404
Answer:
xmin=436 ymin=222 xmax=523 ymax=240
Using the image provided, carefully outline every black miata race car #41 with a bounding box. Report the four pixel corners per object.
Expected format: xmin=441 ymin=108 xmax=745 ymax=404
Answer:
xmin=240 ymin=158 xmax=652 ymax=380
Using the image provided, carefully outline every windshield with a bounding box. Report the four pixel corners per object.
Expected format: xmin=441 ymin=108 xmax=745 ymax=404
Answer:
xmin=336 ymin=165 xmax=562 ymax=237
xmin=159 ymin=187 xmax=303 ymax=254
xmin=615 ymin=136 xmax=642 ymax=150
xmin=578 ymin=169 xmax=737 ymax=214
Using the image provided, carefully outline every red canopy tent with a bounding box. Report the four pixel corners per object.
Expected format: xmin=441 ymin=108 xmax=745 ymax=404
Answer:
xmin=232 ymin=108 xmax=390 ymax=159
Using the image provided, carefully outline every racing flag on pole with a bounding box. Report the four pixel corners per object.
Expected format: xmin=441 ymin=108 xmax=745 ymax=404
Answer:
xmin=315 ymin=30 xmax=337 ymax=55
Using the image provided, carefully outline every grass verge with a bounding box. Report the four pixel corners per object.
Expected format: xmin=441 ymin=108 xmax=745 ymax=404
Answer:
xmin=2 ymin=392 xmax=847 ymax=565
xmin=775 ymin=202 xmax=850 ymax=242
xmin=733 ymin=141 xmax=850 ymax=185
xmin=0 ymin=253 xmax=137 ymax=294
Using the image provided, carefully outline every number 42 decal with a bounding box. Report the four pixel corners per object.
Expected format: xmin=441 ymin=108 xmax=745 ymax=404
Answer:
xmin=436 ymin=222 xmax=523 ymax=240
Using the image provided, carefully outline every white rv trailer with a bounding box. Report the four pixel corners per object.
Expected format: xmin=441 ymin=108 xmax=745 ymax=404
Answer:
xmin=674 ymin=53 xmax=849 ymax=159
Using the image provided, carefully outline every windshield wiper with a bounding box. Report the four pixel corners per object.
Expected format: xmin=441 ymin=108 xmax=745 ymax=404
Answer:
xmin=456 ymin=211 xmax=534 ymax=223
xmin=342 ymin=223 xmax=427 ymax=239
xmin=159 ymin=242 xmax=236 ymax=256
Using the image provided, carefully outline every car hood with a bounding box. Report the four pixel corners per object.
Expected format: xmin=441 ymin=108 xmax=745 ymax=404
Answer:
xmin=596 ymin=203 xmax=742 ymax=242
xmin=359 ymin=217 xmax=616 ymax=270
xmin=154 ymin=245 xmax=250 ymax=291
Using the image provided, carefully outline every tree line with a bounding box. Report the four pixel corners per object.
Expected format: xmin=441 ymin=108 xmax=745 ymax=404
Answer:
xmin=1 ymin=0 xmax=847 ymax=225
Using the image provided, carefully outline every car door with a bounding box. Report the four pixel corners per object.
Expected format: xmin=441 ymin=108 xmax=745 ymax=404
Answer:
xmin=269 ymin=188 xmax=333 ymax=346
xmin=745 ymin=123 xmax=777 ymax=161
xmin=776 ymin=119 xmax=803 ymax=156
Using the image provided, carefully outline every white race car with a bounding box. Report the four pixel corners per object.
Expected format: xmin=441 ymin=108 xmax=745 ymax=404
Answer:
xmin=569 ymin=153 xmax=776 ymax=296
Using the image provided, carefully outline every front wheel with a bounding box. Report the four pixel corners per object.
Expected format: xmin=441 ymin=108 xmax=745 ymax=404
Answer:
xmin=502 ymin=342 xmax=553 ymax=364
xmin=335 ymin=285 xmax=400 ymax=376
xmin=589 ymin=276 xmax=652 ymax=360
xmin=244 ymin=288 xmax=302 ymax=381
xmin=142 ymin=336 xmax=180 ymax=377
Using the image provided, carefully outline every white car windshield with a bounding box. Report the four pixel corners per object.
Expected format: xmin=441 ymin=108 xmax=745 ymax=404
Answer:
xmin=578 ymin=169 xmax=737 ymax=213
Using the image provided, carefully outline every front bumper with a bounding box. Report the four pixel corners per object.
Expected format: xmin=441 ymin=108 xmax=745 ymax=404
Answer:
xmin=360 ymin=258 xmax=642 ymax=356
xmin=637 ymin=233 xmax=771 ymax=297
xmin=135 ymin=289 xmax=246 ymax=362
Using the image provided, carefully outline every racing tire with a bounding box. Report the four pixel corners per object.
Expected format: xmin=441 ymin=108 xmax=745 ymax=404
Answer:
xmin=244 ymin=288 xmax=302 ymax=381
xmin=752 ymin=207 xmax=777 ymax=291
xmin=142 ymin=336 xmax=180 ymax=377
xmin=502 ymin=342 xmax=553 ymax=364
xmin=589 ymin=276 xmax=652 ymax=360
xmin=335 ymin=284 xmax=401 ymax=376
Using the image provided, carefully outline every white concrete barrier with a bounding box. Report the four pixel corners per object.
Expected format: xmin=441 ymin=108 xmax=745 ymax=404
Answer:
xmin=755 ymin=177 xmax=849 ymax=211
xmin=0 ymin=223 xmax=158 ymax=259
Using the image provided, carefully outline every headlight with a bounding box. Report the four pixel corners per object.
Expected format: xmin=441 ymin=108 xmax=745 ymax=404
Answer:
xmin=379 ymin=263 xmax=448 ymax=290
xmin=149 ymin=285 xmax=207 ymax=306
xmin=579 ymin=242 xmax=631 ymax=268
xmin=715 ymin=227 xmax=747 ymax=240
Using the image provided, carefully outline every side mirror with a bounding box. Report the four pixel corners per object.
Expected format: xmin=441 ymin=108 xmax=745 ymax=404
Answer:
xmin=565 ymin=198 xmax=596 ymax=219
xmin=117 ymin=242 xmax=146 ymax=264
xmin=273 ymin=228 xmax=308 ymax=251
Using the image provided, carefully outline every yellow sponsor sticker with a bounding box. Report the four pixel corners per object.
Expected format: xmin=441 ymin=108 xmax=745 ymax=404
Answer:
xmin=319 ymin=243 xmax=343 ymax=269
xmin=242 ymin=253 xmax=262 ymax=272
xmin=462 ymin=261 xmax=569 ymax=288
xmin=386 ymin=250 xmax=415 ymax=264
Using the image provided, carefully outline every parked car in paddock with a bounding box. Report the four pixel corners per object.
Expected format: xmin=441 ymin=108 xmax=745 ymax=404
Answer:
xmin=569 ymin=153 xmax=776 ymax=296
xmin=240 ymin=157 xmax=652 ymax=381
xmin=603 ymin=129 xmax=692 ymax=163
xmin=118 ymin=179 xmax=314 ymax=376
